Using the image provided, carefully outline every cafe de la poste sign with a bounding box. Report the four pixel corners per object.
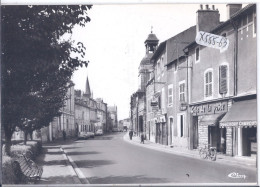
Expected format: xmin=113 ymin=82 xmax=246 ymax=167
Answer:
xmin=196 ymin=31 xmax=229 ymax=52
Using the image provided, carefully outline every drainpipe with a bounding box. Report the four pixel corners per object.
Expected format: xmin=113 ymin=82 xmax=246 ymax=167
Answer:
xmin=230 ymin=18 xmax=238 ymax=96
xmin=230 ymin=18 xmax=238 ymax=156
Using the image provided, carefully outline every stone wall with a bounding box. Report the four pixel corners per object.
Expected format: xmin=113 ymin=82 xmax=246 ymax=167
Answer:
xmin=198 ymin=125 xmax=208 ymax=148
xmin=226 ymin=127 xmax=233 ymax=156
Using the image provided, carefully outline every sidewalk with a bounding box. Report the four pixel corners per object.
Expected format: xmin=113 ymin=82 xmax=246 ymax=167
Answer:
xmin=35 ymin=139 xmax=81 ymax=184
xmin=124 ymin=134 xmax=257 ymax=170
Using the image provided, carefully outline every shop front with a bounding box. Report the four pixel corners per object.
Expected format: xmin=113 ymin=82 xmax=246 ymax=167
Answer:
xmin=191 ymin=100 xmax=228 ymax=153
xmin=220 ymin=98 xmax=257 ymax=157
xmin=155 ymin=115 xmax=167 ymax=145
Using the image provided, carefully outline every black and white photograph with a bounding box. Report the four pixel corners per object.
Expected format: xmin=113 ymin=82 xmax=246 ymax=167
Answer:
xmin=1 ymin=1 xmax=258 ymax=186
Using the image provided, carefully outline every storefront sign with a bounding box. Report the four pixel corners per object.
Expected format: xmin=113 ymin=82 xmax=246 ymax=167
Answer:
xmin=191 ymin=101 xmax=228 ymax=116
xmin=220 ymin=121 xmax=257 ymax=128
xmin=196 ymin=31 xmax=229 ymax=52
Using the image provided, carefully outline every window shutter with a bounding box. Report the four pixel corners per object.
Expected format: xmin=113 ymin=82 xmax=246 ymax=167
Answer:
xmin=219 ymin=65 xmax=228 ymax=94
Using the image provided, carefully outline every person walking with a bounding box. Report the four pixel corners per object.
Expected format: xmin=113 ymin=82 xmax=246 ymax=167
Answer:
xmin=129 ymin=130 xmax=133 ymax=140
xmin=140 ymin=132 xmax=145 ymax=144
xmin=62 ymin=130 xmax=66 ymax=141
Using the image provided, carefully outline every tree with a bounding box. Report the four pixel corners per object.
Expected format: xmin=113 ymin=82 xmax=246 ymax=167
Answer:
xmin=2 ymin=5 xmax=92 ymax=155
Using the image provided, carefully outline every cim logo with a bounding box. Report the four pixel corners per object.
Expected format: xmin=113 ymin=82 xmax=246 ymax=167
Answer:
xmin=228 ymin=172 xmax=246 ymax=179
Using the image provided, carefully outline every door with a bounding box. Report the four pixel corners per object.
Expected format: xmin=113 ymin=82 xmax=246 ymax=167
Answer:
xmin=162 ymin=122 xmax=167 ymax=145
xmin=193 ymin=116 xmax=199 ymax=149
xmin=156 ymin=123 xmax=160 ymax=143
xmin=169 ymin=118 xmax=173 ymax=144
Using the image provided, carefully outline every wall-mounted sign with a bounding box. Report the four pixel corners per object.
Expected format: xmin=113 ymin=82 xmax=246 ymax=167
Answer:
xmin=151 ymin=101 xmax=158 ymax=106
xmin=196 ymin=31 xmax=229 ymax=52
xmin=191 ymin=101 xmax=228 ymax=116
xmin=179 ymin=102 xmax=188 ymax=111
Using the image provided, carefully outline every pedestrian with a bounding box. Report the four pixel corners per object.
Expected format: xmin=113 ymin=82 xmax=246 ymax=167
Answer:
xmin=62 ymin=130 xmax=66 ymax=141
xmin=129 ymin=130 xmax=133 ymax=140
xmin=140 ymin=132 xmax=144 ymax=144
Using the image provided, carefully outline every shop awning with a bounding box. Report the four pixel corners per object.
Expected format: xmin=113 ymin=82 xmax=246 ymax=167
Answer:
xmin=200 ymin=113 xmax=225 ymax=126
xmin=220 ymin=99 xmax=257 ymax=128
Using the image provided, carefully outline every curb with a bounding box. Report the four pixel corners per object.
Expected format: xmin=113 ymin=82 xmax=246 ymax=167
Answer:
xmin=123 ymin=134 xmax=198 ymax=159
xmin=60 ymin=147 xmax=90 ymax=184
xmin=123 ymin=134 xmax=257 ymax=170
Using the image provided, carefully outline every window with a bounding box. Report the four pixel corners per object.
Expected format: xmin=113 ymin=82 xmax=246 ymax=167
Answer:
xmin=195 ymin=47 xmax=200 ymax=62
xmin=168 ymin=85 xmax=173 ymax=106
xmin=179 ymin=81 xmax=185 ymax=102
xmin=205 ymin=70 xmax=213 ymax=98
xmin=177 ymin=114 xmax=185 ymax=137
xmin=219 ymin=65 xmax=228 ymax=94
xmin=253 ymin=12 xmax=257 ymax=37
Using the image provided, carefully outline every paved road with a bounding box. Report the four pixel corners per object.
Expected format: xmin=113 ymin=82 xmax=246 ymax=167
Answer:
xmin=62 ymin=132 xmax=257 ymax=184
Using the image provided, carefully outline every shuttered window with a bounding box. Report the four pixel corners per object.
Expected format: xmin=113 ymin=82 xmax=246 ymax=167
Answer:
xmin=168 ymin=85 xmax=173 ymax=106
xmin=179 ymin=83 xmax=185 ymax=101
xmin=219 ymin=65 xmax=228 ymax=94
xmin=205 ymin=71 xmax=213 ymax=97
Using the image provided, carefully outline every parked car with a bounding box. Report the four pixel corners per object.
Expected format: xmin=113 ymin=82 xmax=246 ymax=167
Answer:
xmin=78 ymin=132 xmax=89 ymax=140
xmin=86 ymin=132 xmax=95 ymax=138
xmin=95 ymin=129 xmax=103 ymax=136
xmin=112 ymin=128 xmax=118 ymax=132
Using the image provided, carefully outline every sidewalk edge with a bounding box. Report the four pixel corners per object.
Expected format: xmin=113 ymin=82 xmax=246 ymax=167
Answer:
xmin=60 ymin=147 xmax=90 ymax=184
xmin=123 ymin=134 xmax=257 ymax=171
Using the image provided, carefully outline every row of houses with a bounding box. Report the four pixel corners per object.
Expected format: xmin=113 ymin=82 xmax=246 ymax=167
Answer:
xmin=39 ymin=77 xmax=118 ymax=142
xmin=130 ymin=4 xmax=257 ymax=158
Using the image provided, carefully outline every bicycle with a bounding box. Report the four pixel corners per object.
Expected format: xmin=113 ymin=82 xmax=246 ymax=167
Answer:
xmin=199 ymin=145 xmax=217 ymax=161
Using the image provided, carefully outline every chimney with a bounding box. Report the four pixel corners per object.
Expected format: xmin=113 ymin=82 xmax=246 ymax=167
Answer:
xmin=226 ymin=4 xmax=242 ymax=19
xmin=196 ymin=4 xmax=220 ymax=34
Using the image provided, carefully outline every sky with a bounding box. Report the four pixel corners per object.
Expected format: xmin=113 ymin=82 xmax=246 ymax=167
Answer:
xmin=2 ymin=0 xmax=249 ymax=121
xmin=70 ymin=3 xmax=233 ymax=120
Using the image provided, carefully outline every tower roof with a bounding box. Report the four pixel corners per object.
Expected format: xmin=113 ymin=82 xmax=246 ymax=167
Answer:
xmin=144 ymin=32 xmax=159 ymax=43
xmin=85 ymin=77 xmax=91 ymax=96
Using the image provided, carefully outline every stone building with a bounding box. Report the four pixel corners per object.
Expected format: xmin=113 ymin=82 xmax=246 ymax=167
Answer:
xmin=41 ymin=81 xmax=75 ymax=142
xmin=130 ymin=30 xmax=159 ymax=138
xmin=107 ymin=106 xmax=118 ymax=131
xmin=164 ymin=26 xmax=196 ymax=148
xmin=74 ymin=77 xmax=98 ymax=134
xmin=184 ymin=4 xmax=257 ymax=157
xmin=95 ymin=98 xmax=108 ymax=133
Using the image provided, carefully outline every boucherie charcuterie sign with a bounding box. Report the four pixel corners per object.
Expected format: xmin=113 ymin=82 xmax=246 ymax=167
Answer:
xmin=195 ymin=31 xmax=229 ymax=52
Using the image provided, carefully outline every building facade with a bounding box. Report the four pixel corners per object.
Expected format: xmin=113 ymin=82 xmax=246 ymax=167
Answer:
xmin=131 ymin=4 xmax=257 ymax=158
xmin=74 ymin=77 xmax=98 ymax=134
xmin=184 ymin=4 xmax=257 ymax=157
xmin=41 ymin=82 xmax=75 ymax=142
xmin=108 ymin=106 xmax=118 ymax=131
xmin=130 ymin=31 xmax=159 ymax=138
xmin=96 ymin=98 xmax=108 ymax=132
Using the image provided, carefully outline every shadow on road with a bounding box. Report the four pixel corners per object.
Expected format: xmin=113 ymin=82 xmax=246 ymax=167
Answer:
xmin=88 ymin=175 xmax=170 ymax=184
xmin=92 ymin=137 xmax=113 ymax=140
xmin=67 ymin=151 xmax=100 ymax=156
xmin=74 ymin=159 xmax=115 ymax=168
